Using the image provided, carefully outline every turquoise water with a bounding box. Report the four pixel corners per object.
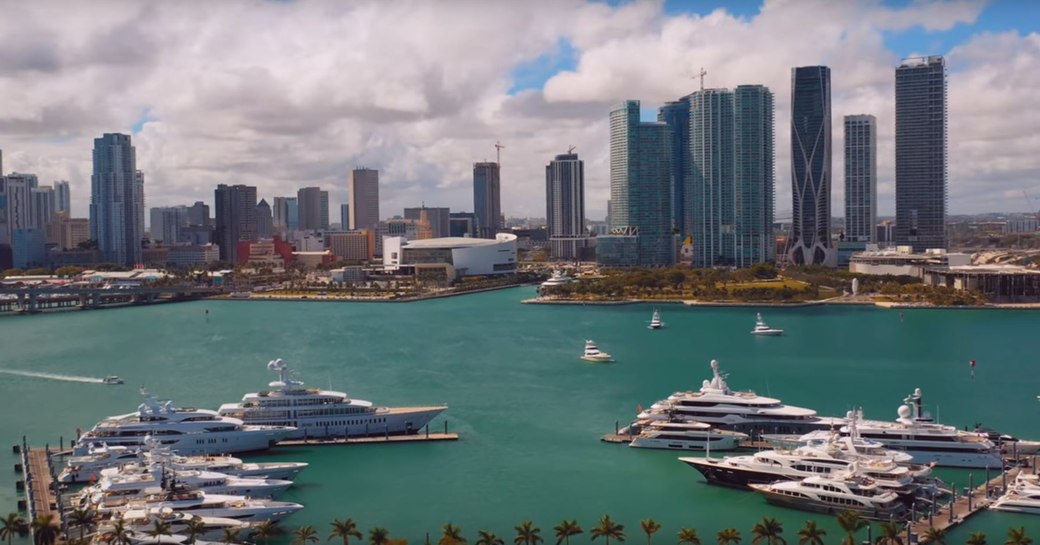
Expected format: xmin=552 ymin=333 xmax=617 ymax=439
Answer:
xmin=1 ymin=288 xmax=1039 ymax=542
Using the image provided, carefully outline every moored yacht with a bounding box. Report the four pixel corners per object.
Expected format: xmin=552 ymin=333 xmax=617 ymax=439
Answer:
xmin=990 ymin=474 xmax=1040 ymax=515
xmin=626 ymin=419 xmax=746 ymax=451
xmin=75 ymin=464 xmax=292 ymax=507
xmin=94 ymin=488 xmax=303 ymax=522
xmin=748 ymin=473 xmax=906 ymax=519
xmin=539 ymin=271 xmax=574 ymax=293
xmin=75 ymin=390 xmax=296 ymax=456
xmin=581 ymin=340 xmax=613 ymax=363
xmin=218 ymin=359 xmax=446 ymax=440
xmin=96 ymin=508 xmax=252 ymax=541
xmin=750 ymin=313 xmax=783 ymax=336
xmin=648 ymin=309 xmax=663 ymax=330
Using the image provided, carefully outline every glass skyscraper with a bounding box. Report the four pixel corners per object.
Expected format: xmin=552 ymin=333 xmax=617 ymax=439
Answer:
xmin=733 ymin=84 xmax=775 ymax=267
xmin=687 ymin=89 xmax=734 ymax=267
xmin=895 ymin=56 xmax=947 ymax=251
xmin=473 ymin=162 xmax=501 ymax=239
xmin=658 ymin=98 xmax=690 ymax=237
xmin=844 ymin=114 xmax=877 ymax=243
xmin=90 ymin=133 xmax=143 ymax=266
xmin=787 ymin=66 xmax=834 ymax=266
xmin=214 ymin=184 xmax=257 ymax=262
xmin=545 ymin=152 xmax=587 ymax=260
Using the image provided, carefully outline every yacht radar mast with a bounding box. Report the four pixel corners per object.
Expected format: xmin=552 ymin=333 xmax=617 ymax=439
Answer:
xmin=267 ymin=359 xmax=305 ymax=391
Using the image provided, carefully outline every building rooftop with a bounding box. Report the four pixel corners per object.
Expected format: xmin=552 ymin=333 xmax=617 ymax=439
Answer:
xmin=403 ymin=234 xmax=517 ymax=249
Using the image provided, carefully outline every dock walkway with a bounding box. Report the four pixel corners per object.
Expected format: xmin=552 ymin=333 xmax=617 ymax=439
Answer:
xmin=277 ymin=432 xmax=459 ymax=447
xmin=913 ymin=466 xmax=1021 ymax=543
xmin=18 ymin=440 xmax=65 ymax=544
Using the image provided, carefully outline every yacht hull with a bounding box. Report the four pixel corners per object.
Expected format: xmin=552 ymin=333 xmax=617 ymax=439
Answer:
xmin=279 ymin=406 xmax=445 ymax=440
xmin=752 ymin=487 xmax=904 ymax=520
xmin=631 ymin=436 xmax=741 ymax=451
xmin=891 ymin=448 xmax=1002 ymax=469
xmin=989 ymin=501 xmax=1040 ymax=515
xmin=680 ymin=457 xmax=787 ymax=488
xmin=75 ymin=428 xmax=292 ymax=457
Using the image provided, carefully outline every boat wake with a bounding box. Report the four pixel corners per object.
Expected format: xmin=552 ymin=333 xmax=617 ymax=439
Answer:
xmin=0 ymin=368 xmax=106 ymax=384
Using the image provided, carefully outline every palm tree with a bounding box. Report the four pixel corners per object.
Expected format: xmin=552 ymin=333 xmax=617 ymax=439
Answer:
xmin=222 ymin=528 xmax=243 ymax=545
xmin=294 ymin=526 xmax=320 ymax=545
xmin=874 ymin=522 xmax=902 ymax=545
xmin=716 ymin=529 xmax=741 ymax=545
xmin=677 ymin=528 xmax=700 ymax=545
xmin=750 ymin=518 xmax=784 ymax=545
xmin=553 ymin=520 xmax=583 ymax=545
xmin=477 ymin=531 xmax=504 ymax=545
xmin=146 ymin=519 xmax=174 ymax=545
xmin=922 ymin=528 xmax=946 ymax=545
xmin=1005 ymin=528 xmax=1032 ymax=545
xmin=31 ymin=513 xmax=61 ymax=545
xmin=590 ymin=516 xmax=625 ymax=545
xmin=103 ymin=520 xmax=132 ymax=545
xmin=183 ymin=519 xmax=209 ymax=545
xmin=67 ymin=508 xmax=95 ymax=540
xmin=0 ymin=514 xmax=28 ymax=545
xmin=515 ymin=521 xmax=543 ymax=545
xmin=966 ymin=532 xmax=987 ymax=545
xmin=440 ymin=524 xmax=467 ymax=545
xmin=796 ymin=522 xmax=824 ymax=545
xmin=369 ymin=528 xmax=390 ymax=545
xmin=640 ymin=520 xmax=661 ymax=545
xmin=835 ymin=512 xmax=868 ymax=545
xmin=331 ymin=519 xmax=364 ymax=545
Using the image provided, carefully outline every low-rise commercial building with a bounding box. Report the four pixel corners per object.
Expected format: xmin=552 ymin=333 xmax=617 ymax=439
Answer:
xmin=327 ymin=230 xmax=375 ymax=262
xmin=168 ymin=244 xmax=220 ymax=267
xmin=331 ymin=266 xmax=367 ymax=284
xmin=383 ymin=233 xmax=517 ymax=280
xmin=923 ymin=265 xmax=1040 ymax=303
xmin=849 ymin=246 xmax=969 ymax=277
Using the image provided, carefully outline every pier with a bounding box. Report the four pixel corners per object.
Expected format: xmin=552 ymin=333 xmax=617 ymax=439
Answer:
xmin=0 ymin=286 xmax=220 ymax=315
xmin=911 ymin=465 xmax=1022 ymax=543
xmin=16 ymin=439 xmax=65 ymax=543
xmin=277 ymin=432 xmax=459 ymax=447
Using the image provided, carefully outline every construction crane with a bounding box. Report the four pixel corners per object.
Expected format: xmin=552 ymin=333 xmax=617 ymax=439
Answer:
xmin=694 ymin=67 xmax=707 ymax=90
xmin=494 ymin=141 xmax=505 ymax=165
xmin=567 ymin=145 xmax=576 ymax=154
xmin=1023 ymin=190 xmax=1037 ymax=214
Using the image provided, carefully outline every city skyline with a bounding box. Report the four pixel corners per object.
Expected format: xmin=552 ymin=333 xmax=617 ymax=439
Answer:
xmin=0 ymin=1 xmax=1034 ymax=221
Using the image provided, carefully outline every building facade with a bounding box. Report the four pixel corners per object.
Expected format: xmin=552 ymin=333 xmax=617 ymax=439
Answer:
xmin=404 ymin=206 xmax=450 ymax=239
xmin=895 ymin=56 xmax=947 ymax=251
xmin=214 ymin=184 xmax=258 ymax=262
xmin=327 ymin=230 xmax=374 ymax=262
xmin=545 ymin=152 xmax=588 ymax=260
xmin=297 ymin=187 xmax=329 ymax=231
xmin=54 ymin=181 xmax=70 ymax=215
xmin=787 ymin=66 xmax=835 ymax=266
xmin=687 ymin=89 xmax=734 ymax=267
xmin=844 ymin=114 xmax=877 ymax=243
xmin=149 ymin=206 xmax=187 ymax=245
xmin=473 ymin=162 xmax=501 ymax=239
xmin=272 ymin=196 xmax=298 ymax=234
xmin=658 ymin=98 xmax=690 ymax=236
xmin=90 ymin=133 xmax=143 ymax=266
xmin=383 ymin=233 xmax=518 ymax=279
xmin=348 ymin=168 xmax=380 ymax=231
xmin=256 ymin=199 xmax=274 ymax=239
xmin=449 ymin=212 xmax=476 ymax=238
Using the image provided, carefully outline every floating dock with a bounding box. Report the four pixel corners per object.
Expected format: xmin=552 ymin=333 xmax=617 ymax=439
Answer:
xmin=277 ymin=432 xmax=459 ymax=447
xmin=912 ymin=465 xmax=1023 ymax=543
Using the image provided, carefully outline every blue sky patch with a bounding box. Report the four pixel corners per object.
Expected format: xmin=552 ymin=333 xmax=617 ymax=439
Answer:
xmin=508 ymin=38 xmax=579 ymax=94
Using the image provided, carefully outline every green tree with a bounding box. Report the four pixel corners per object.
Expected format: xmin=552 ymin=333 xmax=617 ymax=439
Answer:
xmin=0 ymin=514 xmax=27 ymax=545
xmin=440 ymin=523 xmax=467 ymax=545
xmin=25 ymin=267 xmax=51 ymax=276
xmin=750 ymin=518 xmax=784 ymax=545
xmin=514 ymin=521 xmax=543 ymax=545
xmin=677 ymin=529 xmax=701 ymax=545
xmin=874 ymin=522 xmax=902 ymax=545
xmin=183 ymin=519 xmax=209 ymax=545
xmin=796 ymin=522 xmax=825 ymax=545
xmin=31 ymin=514 xmax=61 ymax=545
xmin=146 ymin=519 xmax=173 ymax=545
xmin=103 ymin=519 xmax=132 ymax=545
xmin=922 ymin=528 xmax=946 ymax=545
xmin=640 ymin=520 xmax=662 ymax=545
xmin=294 ymin=526 xmax=320 ymax=545
xmin=553 ymin=520 xmax=583 ymax=545
xmin=67 ymin=508 xmax=95 ymax=540
xmin=1005 ymin=528 xmax=1031 ymax=545
xmin=2 ymin=268 xmax=24 ymax=278
xmin=835 ymin=512 xmax=868 ymax=545
xmin=716 ymin=529 xmax=741 ymax=545
xmin=966 ymin=532 xmax=986 ymax=545
xmin=331 ymin=519 xmax=364 ymax=545
xmin=369 ymin=528 xmax=390 ymax=545
xmin=222 ymin=528 xmax=243 ymax=545
xmin=55 ymin=266 xmax=84 ymax=278
xmin=591 ymin=515 xmax=625 ymax=545
xmin=477 ymin=531 xmax=504 ymax=545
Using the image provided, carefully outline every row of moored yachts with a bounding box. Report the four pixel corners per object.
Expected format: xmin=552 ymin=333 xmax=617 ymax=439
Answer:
xmin=614 ymin=359 xmax=1040 ymax=520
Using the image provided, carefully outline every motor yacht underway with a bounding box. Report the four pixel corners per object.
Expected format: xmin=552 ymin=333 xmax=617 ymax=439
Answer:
xmin=74 ymin=390 xmax=296 ymax=456
xmin=96 ymin=508 xmax=253 ymax=541
xmin=750 ymin=313 xmax=783 ymax=336
xmin=218 ymin=359 xmax=446 ymax=440
xmin=94 ymin=488 xmax=303 ymax=522
xmin=581 ymin=340 xmax=613 ymax=363
xmin=990 ymin=474 xmax=1040 ymax=515
xmin=846 ymin=389 xmax=1002 ymax=468
xmin=75 ymin=464 xmax=293 ymax=507
xmin=748 ymin=473 xmax=907 ymax=520
xmin=648 ymin=309 xmax=664 ymax=330
xmin=636 ymin=360 xmax=831 ymax=436
xmin=626 ymin=419 xmax=746 ymax=451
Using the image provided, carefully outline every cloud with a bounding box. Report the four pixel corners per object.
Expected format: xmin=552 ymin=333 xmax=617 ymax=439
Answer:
xmin=0 ymin=0 xmax=1032 ymax=227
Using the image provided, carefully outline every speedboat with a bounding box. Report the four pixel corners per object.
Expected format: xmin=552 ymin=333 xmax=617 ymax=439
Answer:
xmin=581 ymin=340 xmax=613 ymax=363
xmin=626 ymin=419 xmax=746 ymax=451
xmin=217 ymin=359 xmax=446 ymax=440
xmin=75 ymin=389 xmax=296 ymax=456
xmin=103 ymin=376 xmax=125 ymax=385
xmin=750 ymin=313 xmax=783 ymax=336
xmin=748 ymin=473 xmax=907 ymax=519
xmin=648 ymin=309 xmax=663 ymax=330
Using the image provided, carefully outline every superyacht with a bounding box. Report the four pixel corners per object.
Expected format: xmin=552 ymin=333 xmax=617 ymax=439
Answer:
xmin=94 ymin=488 xmax=303 ymax=522
xmin=748 ymin=473 xmax=907 ymax=519
xmin=626 ymin=419 xmax=746 ymax=451
xmin=75 ymin=465 xmax=293 ymax=507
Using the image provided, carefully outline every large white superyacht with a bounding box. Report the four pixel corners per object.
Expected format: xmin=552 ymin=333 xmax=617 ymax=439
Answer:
xmin=748 ymin=473 xmax=907 ymax=519
xmin=75 ymin=391 xmax=296 ymax=456
xmin=218 ymin=359 xmax=447 ymax=440
xmin=637 ymin=360 xmax=832 ymax=436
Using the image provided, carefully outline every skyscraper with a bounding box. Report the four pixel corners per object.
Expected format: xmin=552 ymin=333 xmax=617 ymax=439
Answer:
xmin=404 ymin=206 xmax=450 ymax=238
xmin=895 ymin=56 xmax=947 ymax=251
xmin=340 ymin=204 xmax=350 ymax=233
xmin=53 ymin=181 xmax=70 ymax=214
xmin=472 ymin=162 xmax=501 ymax=239
xmin=31 ymin=186 xmax=55 ymax=230
xmin=687 ymin=89 xmax=734 ymax=267
xmin=297 ymin=187 xmax=329 ymax=231
xmin=597 ymin=100 xmax=672 ymax=267
xmin=149 ymin=206 xmax=186 ymax=245
xmin=187 ymin=201 xmax=210 ymax=227
xmin=844 ymin=114 xmax=877 ymax=243
xmin=90 ymin=133 xmax=143 ymax=266
xmin=348 ymin=168 xmax=380 ymax=231
xmin=1 ymin=174 xmax=35 ymax=244
xmin=733 ymin=84 xmax=775 ymax=267
xmin=256 ymin=199 xmax=273 ymax=239
xmin=214 ymin=184 xmax=257 ymax=262
xmin=272 ymin=196 xmax=298 ymax=233
xmin=545 ymin=152 xmax=587 ymax=260
xmin=787 ymin=66 xmax=834 ymax=266
xmin=658 ymin=98 xmax=691 ymax=236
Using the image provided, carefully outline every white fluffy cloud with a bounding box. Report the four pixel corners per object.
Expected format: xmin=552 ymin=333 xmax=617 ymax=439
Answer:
xmin=0 ymin=0 xmax=1033 ymax=222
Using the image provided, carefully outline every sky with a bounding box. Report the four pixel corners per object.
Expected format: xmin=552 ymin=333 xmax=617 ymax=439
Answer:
xmin=1 ymin=0 xmax=1038 ymax=222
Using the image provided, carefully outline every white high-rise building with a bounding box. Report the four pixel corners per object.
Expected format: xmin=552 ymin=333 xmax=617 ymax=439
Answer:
xmin=844 ymin=115 xmax=877 ymax=243
xmin=348 ymin=168 xmax=380 ymax=231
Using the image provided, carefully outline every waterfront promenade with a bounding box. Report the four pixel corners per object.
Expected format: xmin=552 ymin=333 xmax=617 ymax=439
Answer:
xmin=0 ymin=285 xmax=220 ymax=315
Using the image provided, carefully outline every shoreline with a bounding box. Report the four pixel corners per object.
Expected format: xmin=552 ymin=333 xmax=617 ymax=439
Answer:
xmin=523 ymin=296 xmax=1040 ymax=310
xmin=219 ymin=282 xmax=530 ymax=304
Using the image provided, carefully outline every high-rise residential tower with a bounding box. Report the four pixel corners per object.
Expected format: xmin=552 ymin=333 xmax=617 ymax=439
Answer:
xmin=297 ymin=187 xmax=329 ymax=231
xmin=54 ymin=181 xmax=70 ymax=214
xmin=895 ymin=56 xmax=947 ymax=251
xmin=597 ymin=100 xmax=672 ymax=267
xmin=732 ymin=84 xmax=775 ymax=266
xmin=658 ymin=98 xmax=691 ymax=236
xmin=348 ymin=168 xmax=380 ymax=231
xmin=545 ymin=152 xmax=587 ymax=260
xmin=787 ymin=66 xmax=834 ymax=266
xmin=472 ymin=162 xmax=501 ymax=239
xmin=687 ymin=88 xmax=734 ymax=267
xmin=214 ymin=184 xmax=257 ymax=262
xmin=844 ymin=114 xmax=877 ymax=243
xmin=90 ymin=133 xmax=143 ymax=266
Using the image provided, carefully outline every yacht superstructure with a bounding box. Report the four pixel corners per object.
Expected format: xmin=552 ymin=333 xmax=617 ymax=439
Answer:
xmin=991 ymin=474 xmax=1040 ymax=515
xmin=748 ymin=473 xmax=906 ymax=519
xmin=626 ymin=419 xmax=746 ymax=451
xmin=218 ymin=359 xmax=446 ymax=440
xmin=581 ymin=340 xmax=613 ymax=363
xmin=648 ymin=309 xmax=663 ymax=330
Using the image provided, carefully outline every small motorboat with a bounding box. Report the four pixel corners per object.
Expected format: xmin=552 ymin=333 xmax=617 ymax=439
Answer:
xmin=581 ymin=340 xmax=613 ymax=363
xmin=750 ymin=313 xmax=783 ymax=336
xmin=648 ymin=309 xmax=663 ymax=330
xmin=102 ymin=376 xmax=124 ymax=385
